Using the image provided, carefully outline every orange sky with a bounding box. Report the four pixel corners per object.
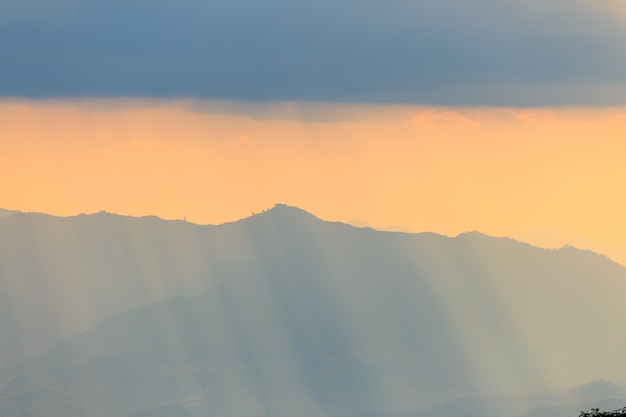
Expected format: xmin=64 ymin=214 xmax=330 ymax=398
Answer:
xmin=2 ymin=99 xmax=626 ymax=264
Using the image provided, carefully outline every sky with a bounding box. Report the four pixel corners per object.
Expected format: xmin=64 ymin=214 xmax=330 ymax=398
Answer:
xmin=2 ymin=0 xmax=626 ymax=263
xmin=2 ymin=0 xmax=626 ymax=104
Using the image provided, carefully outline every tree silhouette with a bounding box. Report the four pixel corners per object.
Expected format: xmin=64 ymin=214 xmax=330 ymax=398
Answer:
xmin=580 ymin=407 xmax=626 ymax=417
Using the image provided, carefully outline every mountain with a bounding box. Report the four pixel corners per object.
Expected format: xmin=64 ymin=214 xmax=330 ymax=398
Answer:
xmin=0 ymin=208 xmax=19 ymax=218
xmin=347 ymin=219 xmax=414 ymax=233
xmin=1 ymin=205 xmax=626 ymax=417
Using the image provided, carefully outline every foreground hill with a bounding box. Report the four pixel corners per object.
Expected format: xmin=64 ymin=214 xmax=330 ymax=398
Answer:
xmin=1 ymin=205 xmax=626 ymax=416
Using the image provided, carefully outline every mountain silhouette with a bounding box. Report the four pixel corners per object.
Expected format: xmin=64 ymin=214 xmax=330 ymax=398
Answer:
xmin=0 ymin=208 xmax=19 ymax=218
xmin=1 ymin=205 xmax=626 ymax=417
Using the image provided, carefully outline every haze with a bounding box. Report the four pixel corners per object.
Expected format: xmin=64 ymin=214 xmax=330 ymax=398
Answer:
xmin=2 ymin=100 xmax=626 ymax=264
xmin=2 ymin=0 xmax=626 ymax=415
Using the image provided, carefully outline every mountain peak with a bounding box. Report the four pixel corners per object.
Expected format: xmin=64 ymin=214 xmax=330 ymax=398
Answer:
xmin=241 ymin=203 xmax=322 ymax=222
xmin=216 ymin=204 xmax=325 ymax=231
xmin=267 ymin=203 xmax=316 ymax=217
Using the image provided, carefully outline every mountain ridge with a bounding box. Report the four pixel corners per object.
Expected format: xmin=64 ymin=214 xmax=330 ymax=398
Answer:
xmin=1 ymin=205 xmax=626 ymax=416
xmin=0 ymin=203 xmax=320 ymax=227
xmin=1 ymin=204 xmax=616 ymax=263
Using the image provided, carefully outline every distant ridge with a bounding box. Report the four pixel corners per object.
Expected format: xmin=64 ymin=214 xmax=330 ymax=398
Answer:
xmin=0 ymin=204 xmax=322 ymax=226
xmin=230 ymin=203 xmax=324 ymax=224
xmin=2 ymin=204 xmax=626 ymax=417
xmin=0 ymin=206 xmax=620 ymax=266
xmin=1 ymin=205 xmax=619 ymax=263
xmin=0 ymin=208 xmax=20 ymax=218
xmin=347 ymin=218 xmax=415 ymax=233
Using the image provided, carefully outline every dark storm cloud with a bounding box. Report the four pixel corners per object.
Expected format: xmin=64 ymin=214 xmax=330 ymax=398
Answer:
xmin=1 ymin=0 xmax=625 ymax=105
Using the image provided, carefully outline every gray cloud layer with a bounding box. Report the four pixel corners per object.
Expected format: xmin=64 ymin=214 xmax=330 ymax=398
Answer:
xmin=1 ymin=0 xmax=626 ymax=105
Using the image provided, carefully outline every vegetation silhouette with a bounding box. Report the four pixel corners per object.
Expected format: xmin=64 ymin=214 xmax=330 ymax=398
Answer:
xmin=580 ymin=407 xmax=626 ymax=417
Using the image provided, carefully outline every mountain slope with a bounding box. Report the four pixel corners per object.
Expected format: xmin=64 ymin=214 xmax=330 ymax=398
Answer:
xmin=1 ymin=205 xmax=626 ymax=416
xmin=0 ymin=205 xmax=330 ymax=360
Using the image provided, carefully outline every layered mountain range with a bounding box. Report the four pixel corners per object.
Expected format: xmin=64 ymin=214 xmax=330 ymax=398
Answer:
xmin=0 ymin=205 xmax=625 ymax=417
